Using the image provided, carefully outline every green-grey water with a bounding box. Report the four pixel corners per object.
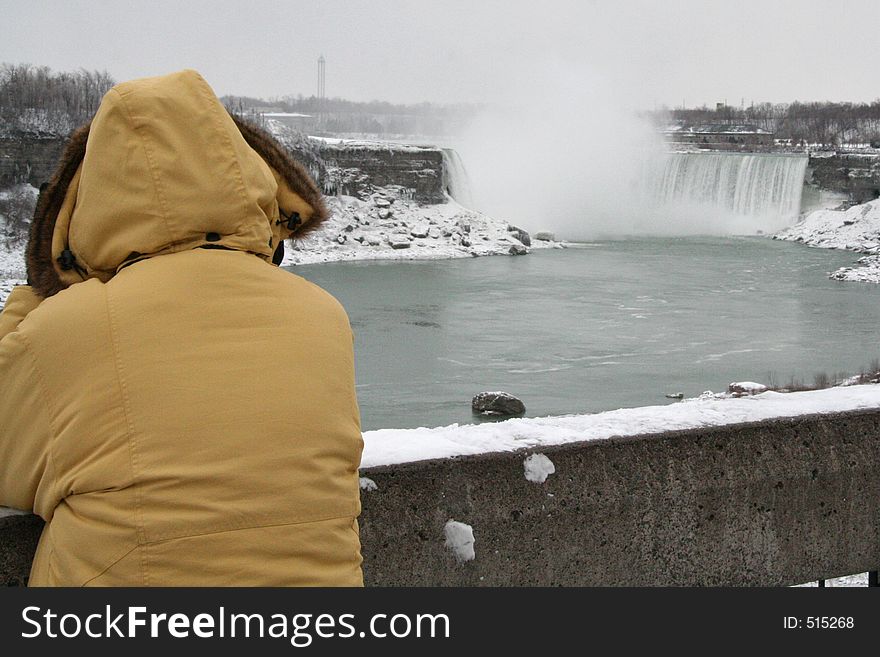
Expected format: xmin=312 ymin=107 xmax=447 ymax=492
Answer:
xmin=291 ymin=237 xmax=880 ymax=431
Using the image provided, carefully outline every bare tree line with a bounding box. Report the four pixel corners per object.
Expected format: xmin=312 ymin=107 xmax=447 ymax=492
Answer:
xmin=0 ymin=63 xmax=115 ymax=136
xmin=222 ymin=93 xmax=480 ymax=137
xmin=654 ymin=101 xmax=880 ymax=146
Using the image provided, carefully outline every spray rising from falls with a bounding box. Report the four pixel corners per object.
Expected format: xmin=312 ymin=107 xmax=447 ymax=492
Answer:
xmin=645 ymin=152 xmax=809 ymax=233
xmin=441 ymin=148 xmax=475 ymax=208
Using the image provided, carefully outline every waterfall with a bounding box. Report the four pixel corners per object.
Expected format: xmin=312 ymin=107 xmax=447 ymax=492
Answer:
xmin=441 ymin=148 xmax=475 ymax=207
xmin=647 ymin=152 xmax=809 ymax=232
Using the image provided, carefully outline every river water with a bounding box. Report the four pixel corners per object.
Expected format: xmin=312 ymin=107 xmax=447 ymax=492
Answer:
xmin=291 ymin=238 xmax=880 ymax=431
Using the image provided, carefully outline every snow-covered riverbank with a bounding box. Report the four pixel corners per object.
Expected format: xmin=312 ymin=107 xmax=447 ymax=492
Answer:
xmin=0 ymin=243 xmax=26 ymax=305
xmin=282 ymin=190 xmax=559 ymax=266
xmin=774 ymin=199 xmax=880 ymax=282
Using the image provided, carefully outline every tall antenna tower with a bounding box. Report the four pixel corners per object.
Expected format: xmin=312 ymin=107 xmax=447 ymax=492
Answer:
xmin=317 ymin=54 xmax=326 ymax=100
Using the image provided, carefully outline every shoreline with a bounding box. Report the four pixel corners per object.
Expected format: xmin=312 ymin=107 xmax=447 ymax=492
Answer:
xmin=281 ymin=192 xmax=556 ymax=267
xmin=773 ymin=198 xmax=880 ymax=283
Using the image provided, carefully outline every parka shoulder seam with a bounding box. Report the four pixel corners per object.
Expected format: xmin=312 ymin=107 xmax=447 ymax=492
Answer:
xmin=194 ymin=75 xmax=256 ymax=230
xmin=111 ymin=87 xmax=175 ymax=255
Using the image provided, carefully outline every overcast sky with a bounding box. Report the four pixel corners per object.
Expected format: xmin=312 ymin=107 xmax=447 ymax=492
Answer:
xmin=1 ymin=0 xmax=878 ymax=107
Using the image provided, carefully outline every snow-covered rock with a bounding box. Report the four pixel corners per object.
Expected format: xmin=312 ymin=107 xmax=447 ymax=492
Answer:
xmin=774 ymin=199 xmax=880 ymax=282
xmin=523 ymin=453 xmax=556 ymax=484
xmin=728 ymin=381 xmax=768 ymax=396
xmin=830 ymin=255 xmax=880 ymax=283
xmin=388 ymin=235 xmax=411 ymax=249
xmin=443 ymin=520 xmax=475 ymax=563
xmin=507 ymin=225 xmax=531 ymax=246
xmin=281 ymin=189 xmax=559 ymax=266
xmin=409 ymin=223 xmax=429 ymax=238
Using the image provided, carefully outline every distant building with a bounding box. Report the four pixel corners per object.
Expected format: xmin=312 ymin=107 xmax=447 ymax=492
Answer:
xmin=250 ymin=106 xmax=285 ymax=114
xmin=663 ymin=124 xmax=774 ymax=149
xmin=260 ymin=111 xmax=316 ymax=133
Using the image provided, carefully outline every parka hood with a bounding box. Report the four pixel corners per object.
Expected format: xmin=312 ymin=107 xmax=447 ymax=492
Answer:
xmin=27 ymin=69 xmax=328 ymax=297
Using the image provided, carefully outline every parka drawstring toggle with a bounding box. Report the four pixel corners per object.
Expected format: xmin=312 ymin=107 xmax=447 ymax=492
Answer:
xmin=57 ymin=249 xmax=87 ymax=279
xmin=277 ymin=210 xmax=301 ymax=231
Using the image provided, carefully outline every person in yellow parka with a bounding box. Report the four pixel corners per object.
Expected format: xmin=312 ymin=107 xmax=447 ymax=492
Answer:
xmin=0 ymin=70 xmax=364 ymax=586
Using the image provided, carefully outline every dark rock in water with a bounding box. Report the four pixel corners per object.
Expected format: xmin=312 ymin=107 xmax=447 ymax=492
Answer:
xmin=508 ymin=244 xmax=527 ymax=255
xmin=534 ymin=231 xmax=555 ymax=242
xmin=472 ymin=391 xmax=526 ymax=417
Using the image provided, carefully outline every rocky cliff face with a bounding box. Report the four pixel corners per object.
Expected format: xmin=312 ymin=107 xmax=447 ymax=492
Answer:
xmin=0 ymin=124 xmax=449 ymax=208
xmin=0 ymin=131 xmax=67 ymax=187
xmin=312 ymin=139 xmax=446 ymax=204
xmin=259 ymin=121 xmax=447 ymax=205
xmin=807 ymin=152 xmax=880 ymax=204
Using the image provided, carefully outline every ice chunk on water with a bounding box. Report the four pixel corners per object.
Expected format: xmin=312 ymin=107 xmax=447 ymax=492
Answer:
xmin=444 ymin=520 xmax=475 ymax=562
xmin=523 ymin=453 xmax=556 ymax=483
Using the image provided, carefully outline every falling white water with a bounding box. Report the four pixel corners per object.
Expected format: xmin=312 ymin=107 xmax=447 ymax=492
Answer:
xmin=441 ymin=148 xmax=475 ymax=208
xmin=644 ymin=152 xmax=809 ymax=233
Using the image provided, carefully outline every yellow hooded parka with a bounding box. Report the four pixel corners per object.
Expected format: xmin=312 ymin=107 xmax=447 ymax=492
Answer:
xmin=0 ymin=70 xmax=364 ymax=586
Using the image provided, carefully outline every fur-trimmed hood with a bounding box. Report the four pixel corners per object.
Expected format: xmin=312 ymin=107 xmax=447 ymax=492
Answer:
xmin=27 ymin=69 xmax=328 ymax=298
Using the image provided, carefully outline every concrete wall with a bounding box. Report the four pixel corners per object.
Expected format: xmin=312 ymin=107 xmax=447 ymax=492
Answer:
xmin=2 ymin=408 xmax=879 ymax=586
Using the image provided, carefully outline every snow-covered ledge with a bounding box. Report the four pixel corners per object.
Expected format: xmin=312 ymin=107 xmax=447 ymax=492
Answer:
xmin=361 ymin=385 xmax=880 ymax=467
xmin=2 ymin=387 xmax=880 ymax=585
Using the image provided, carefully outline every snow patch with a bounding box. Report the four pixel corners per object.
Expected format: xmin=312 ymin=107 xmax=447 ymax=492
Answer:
xmin=523 ymin=453 xmax=556 ymax=484
xmin=775 ymin=199 xmax=880 ymax=282
xmin=359 ymin=476 xmax=378 ymax=492
xmin=444 ymin=520 xmax=475 ymax=563
xmin=281 ymin=192 xmax=558 ymax=266
xmin=361 ymin=384 xmax=880 ymax=467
